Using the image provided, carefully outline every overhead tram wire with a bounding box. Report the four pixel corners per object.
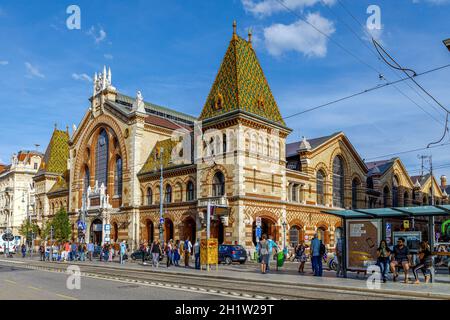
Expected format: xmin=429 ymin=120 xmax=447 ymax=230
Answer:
xmin=282 ymin=64 xmax=450 ymax=120
xmin=324 ymin=0 xmax=447 ymax=123
xmin=274 ymin=0 xmax=449 ymax=125
xmin=364 ymin=141 xmax=450 ymax=161
xmin=372 ymin=39 xmax=450 ymax=147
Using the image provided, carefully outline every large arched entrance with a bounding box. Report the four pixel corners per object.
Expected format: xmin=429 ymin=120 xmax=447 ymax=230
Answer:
xmin=90 ymin=218 xmax=103 ymax=245
xmin=164 ymin=218 xmax=174 ymax=243
xmin=210 ymin=219 xmax=224 ymax=244
xmin=289 ymin=225 xmax=304 ymax=248
xmin=146 ymin=220 xmax=154 ymax=245
xmin=182 ymin=217 xmax=196 ymax=243
xmin=252 ymin=217 xmax=278 ymax=245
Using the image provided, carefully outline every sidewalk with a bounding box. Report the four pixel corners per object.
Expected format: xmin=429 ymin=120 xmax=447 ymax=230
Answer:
xmin=4 ymin=254 xmax=450 ymax=299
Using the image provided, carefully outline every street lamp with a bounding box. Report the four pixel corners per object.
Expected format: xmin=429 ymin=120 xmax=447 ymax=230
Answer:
xmin=443 ymin=38 xmax=450 ymax=52
xmin=282 ymin=221 xmax=287 ymax=252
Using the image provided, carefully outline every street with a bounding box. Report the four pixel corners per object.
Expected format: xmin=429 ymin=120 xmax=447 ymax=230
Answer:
xmin=0 ymin=262 xmax=237 ymax=300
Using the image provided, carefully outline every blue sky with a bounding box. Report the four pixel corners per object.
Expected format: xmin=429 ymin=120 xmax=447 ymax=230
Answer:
xmin=0 ymin=0 xmax=450 ymax=179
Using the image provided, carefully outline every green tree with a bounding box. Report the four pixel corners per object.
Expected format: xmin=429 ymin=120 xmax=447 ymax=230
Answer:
xmin=18 ymin=219 xmax=40 ymax=241
xmin=48 ymin=208 xmax=72 ymax=242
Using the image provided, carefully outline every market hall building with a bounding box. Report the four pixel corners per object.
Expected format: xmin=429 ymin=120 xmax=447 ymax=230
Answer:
xmin=32 ymin=23 xmax=448 ymax=251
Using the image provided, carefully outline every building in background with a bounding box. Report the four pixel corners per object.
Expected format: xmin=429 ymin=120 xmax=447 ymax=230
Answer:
xmin=30 ymin=23 xmax=449 ymax=251
xmin=0 ymin=151 xmax=43 ymax=235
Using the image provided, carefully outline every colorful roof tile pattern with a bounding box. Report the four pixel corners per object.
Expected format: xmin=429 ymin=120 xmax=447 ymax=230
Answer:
xmin=39 ymin=129 xmax=70 ymax=175
xmin=139 ymin=138 xmax=180 ymax=175
xmin=199 ymin=34 xmax=285 ymax=126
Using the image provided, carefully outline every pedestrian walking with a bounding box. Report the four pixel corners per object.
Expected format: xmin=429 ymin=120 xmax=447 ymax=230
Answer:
xmin=39 ymin=244 xmax=45 ymax=261
xmin=376 ymin=240 xmax=391 ymax=283
xmin=150 ymin=240 xmax=161 ymax=268
xmin=87 ymin=242 xmax=94 ymax=261
xmin=184 ymin=238 xmax=192 ymax=268
xmin=166 ymin=240 xmax=173 ymax=268
xmin=120 ymin=240 xmax=127 ymax=264
xmin=311 ymin=234 xmax=323 ymax=277
xmin=295 ymin=241 xmax=307 ymax=273
xmin=193 ymin=239 xmax=201 ymax=270
xmin=70 ymin=242 xmax=77 ymax=261
xmin=174 ymin=240 xmax=180 ymax=266
xmin=335 ymin=235 xmax=345 ymax=277
xmin=258 ymin=234 xmax=270 ymax=274
xmin=139 ymin=243 xmax=147 ymax=265
xmin=413 ymin=241 xmax=432 ymax=284
xmin=266 ymin=235 xmax=278 ymax=272
xmin=21 ymin=244 xmax=26 ymax=258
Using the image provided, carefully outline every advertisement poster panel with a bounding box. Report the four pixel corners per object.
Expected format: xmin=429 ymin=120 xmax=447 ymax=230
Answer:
xmin=346 ymin=219 xmax=382 ymax=270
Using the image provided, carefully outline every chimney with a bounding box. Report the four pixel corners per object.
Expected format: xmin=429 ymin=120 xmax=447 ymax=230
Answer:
xmin=441 ymin=175 xmax=447 ymax=188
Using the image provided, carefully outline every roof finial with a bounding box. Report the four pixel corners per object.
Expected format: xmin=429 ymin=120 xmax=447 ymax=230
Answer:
xmin=232 ymin=20 xmax=238 ymax=40
xmin=66 ymin=125 xmax=69 ymax=134
xmin=54 ymin=123 xmax=57 ymax=130
xmin=248 ymin=28 xmax=253 ymax=46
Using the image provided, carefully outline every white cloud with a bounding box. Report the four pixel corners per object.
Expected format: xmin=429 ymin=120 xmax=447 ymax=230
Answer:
xmin=25 ymin=62 xmax=45 ymax=79
xmin=104 ymin=53 xmax=113 ymax=60
xmin=0 ymin=60 xmax=8 ymax=66
xmin=263 ymin=12 xmax=335 ymax=57
xmin=242 ymin=0 xmax=335 ymax=17
xmin=72 ymin=73 xmax=92 ymax=83
xmin=87 ymin=26 xmax=107 ymax=44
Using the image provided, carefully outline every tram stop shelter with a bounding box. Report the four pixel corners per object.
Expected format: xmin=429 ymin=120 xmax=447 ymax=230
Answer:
xmin=322 ymin=205 xmax=450 ymax=280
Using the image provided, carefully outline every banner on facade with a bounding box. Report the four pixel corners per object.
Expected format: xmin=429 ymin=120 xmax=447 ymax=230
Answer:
xmin=200 ymin=238 xmax=218 ymax=267
xmin=346 ymin=219 xmax=381 ymax=271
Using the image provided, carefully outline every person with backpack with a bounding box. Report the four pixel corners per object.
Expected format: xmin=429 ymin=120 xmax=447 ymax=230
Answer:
xmin=258 ymin=234 xmax=270 ymax=274
xmin=311 ymin=233 xmax=324 ymax=277
xmin=266 ymin=235 xmax=278 ymax=273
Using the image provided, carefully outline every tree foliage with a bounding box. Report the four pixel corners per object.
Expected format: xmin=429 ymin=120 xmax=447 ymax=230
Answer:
xmin=18 ymin=219 xmax=40 ymax=239
xmin=46 ymin=208 xmax=72 ymax=242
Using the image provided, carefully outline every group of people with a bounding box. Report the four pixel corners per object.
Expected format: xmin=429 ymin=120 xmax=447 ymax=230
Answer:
xmin=291 ymin=235 xmax=433 ymax=284
xmin=256 ymin=234 xmax=279 ymax=274
xmin=138 ymin=238 xmax=201 ymax=269
xmin=376 ymin=237 xmax=432 ymax=284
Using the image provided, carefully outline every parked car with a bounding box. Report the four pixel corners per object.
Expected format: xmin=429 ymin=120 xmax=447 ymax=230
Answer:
xmin=219 ymin=245 xmax=247 ymax=264
xmin=130 ymin=250 xmax=151 ymax=261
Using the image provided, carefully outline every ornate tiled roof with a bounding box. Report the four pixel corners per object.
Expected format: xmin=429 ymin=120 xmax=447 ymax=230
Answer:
xmin=39 ymin=129 xmax=70 ymax=175
xmin=139 ymin=139 xmax=180 ymax=175
xmin=199 ymin=29 xmax=285 ymax=126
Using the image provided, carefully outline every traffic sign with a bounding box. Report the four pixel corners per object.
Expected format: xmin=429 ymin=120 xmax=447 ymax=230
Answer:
xmin=256 ymin=226 xmax=262 ymax=238
xmin=160 ymin=218 xmax=164 ymax=224
xmin=104 ymin=237 xmax=110 ymax=242
xmin=256 ymin=217 xmax=262 ymax=227
xmin=2 ymin=233 xmax=14 ymax=242
xmin=104 ymin=224 xmax=111 ymax=232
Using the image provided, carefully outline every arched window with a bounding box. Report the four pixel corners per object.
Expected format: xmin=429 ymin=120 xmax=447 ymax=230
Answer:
xmin=332 ymin=156 xmax=345 ymax=208
xmin=367 ymin=176 xmax=374 ymax=190
xmin=186 ymin=181 xmax=195 ymax=201
xmin=223 ymin=133 xmax=227 ymax=155
xmin=83 ymin=166 xmax=90 ymax=194
xmin=316 ymin=170 xmax=325 ymax=205
xmin=96 ymin=129 xmax=109 ymax=188
xmin=165 ymin=184 xmax=172 ymax=203
xmin=392 ymin=176 xmax=399 ymax=207
xmin=403 ymin=191 xmax=409 ymax=207
xmin=352 ymin=178 xmax=360 ymax=209
xmin=383 ymin=186 xmax=390 ymax=207
xmin=146 ymin=187 xmax=153 ymax=205
xmin=114 ymin=156 xmax=122 ymax=196
xmin=212 ymin=171 xmax=225 ymax=197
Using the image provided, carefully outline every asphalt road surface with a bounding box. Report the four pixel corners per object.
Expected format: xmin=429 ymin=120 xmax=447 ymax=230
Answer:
xmin=0 ymin=262 xmax=236 ymax=300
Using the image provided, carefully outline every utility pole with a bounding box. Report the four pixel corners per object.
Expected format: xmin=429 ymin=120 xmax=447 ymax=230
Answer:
xmin=429 ymin=155 xmax=435 ymax=250
xmin=159 ymin=147 xmax=164 ymax=243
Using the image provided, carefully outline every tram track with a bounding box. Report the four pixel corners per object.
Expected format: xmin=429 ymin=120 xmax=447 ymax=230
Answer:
xmin=0 ymin=259 xmax=439 ymax=300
